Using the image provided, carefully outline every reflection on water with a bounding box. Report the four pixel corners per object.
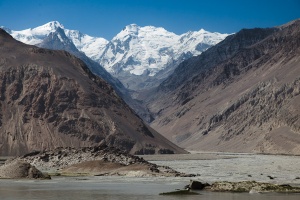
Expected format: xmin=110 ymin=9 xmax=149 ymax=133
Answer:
xmin=0 ymin=177 xmax=300 ymax=200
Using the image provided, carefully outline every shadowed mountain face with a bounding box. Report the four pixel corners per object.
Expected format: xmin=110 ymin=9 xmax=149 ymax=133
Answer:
xmin=145 ymin=20 xmax=300 ymax=154
xmin=0 ymin=29 xmax=186 ymax=156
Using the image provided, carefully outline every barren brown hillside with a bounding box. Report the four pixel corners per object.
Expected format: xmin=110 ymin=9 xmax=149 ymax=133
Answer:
xmin=145 ymin=19 xmax=300 ymax=154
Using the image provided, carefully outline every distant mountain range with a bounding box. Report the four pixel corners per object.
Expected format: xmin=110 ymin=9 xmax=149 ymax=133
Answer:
xmin=2 ymin=21 xmax=228 ymax=90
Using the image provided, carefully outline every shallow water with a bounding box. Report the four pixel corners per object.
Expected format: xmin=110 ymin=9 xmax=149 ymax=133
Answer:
xmin=1 ymin=153 xmax=300 ymax=199
xmin=0 ymin=177 xmax=300 ymax=200
xmin=145 ymin=153 xmax=300 ymax=185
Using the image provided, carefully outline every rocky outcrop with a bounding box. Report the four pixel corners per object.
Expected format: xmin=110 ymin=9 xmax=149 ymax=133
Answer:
xmin=0 ymin=160 xmax=50 ymax=179
xmin=0 ymin=28 xmax=186 ymax=156
xmin=187 ymin=180 xmax=210 ymax=190
xmin=14 ymin=145 xmax=194 ymax=177
xmin=146 ymin=19 xmax=300 ymax=154
xmin=209 ymin=181 xmax=300 ymax=193
xmin=162 ymin=180 xmax=300 ymax=194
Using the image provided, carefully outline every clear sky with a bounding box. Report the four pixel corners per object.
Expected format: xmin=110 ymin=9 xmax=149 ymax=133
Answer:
xmin=0 ymin=0 xmax=299 ymax=39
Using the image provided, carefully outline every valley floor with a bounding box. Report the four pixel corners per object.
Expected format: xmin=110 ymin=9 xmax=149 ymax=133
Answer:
xmin=1 ymin=153 xmax=300 ymax=199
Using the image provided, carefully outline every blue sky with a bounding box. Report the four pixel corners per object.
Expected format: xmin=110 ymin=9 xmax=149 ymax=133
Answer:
xmin=0 ymin=0 xmax=299 ymax=39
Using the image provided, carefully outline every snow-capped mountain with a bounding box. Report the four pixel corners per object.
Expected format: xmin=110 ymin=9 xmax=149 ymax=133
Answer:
xmin=6 ymin=21 xmax=64 ymax=45
xmin=99 ymin=24 xmax=228 ymax=77
xmin=3 ymin=21 xmax=229 ymax=90
xmin=3 ymin=21 xmax=109 ymax=56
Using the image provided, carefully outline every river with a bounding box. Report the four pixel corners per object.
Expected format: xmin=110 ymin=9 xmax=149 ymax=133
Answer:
xmin=1 ymin=153 xmax=300 ymax=199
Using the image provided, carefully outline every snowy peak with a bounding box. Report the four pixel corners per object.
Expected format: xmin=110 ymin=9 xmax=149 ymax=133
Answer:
xmin=100 ymin=24 xmax=229 ymax=77
xmin=179 ymin=29 xmax=229 ymax=54
xmin=33 ymin=21 xmax=64 ymax=34
xmin=9 ymin=21 xmax=64 ymax=45
xmin=38 ymin=26 xmax=78 ymax=52
xmin=115 ymin=24 xmax=175 ymax=40
xmin=7 ymin=21 xmax=109 ymax=60
xmin=101 ymin=24 xmax=181 ymax=76
xmin=122 ymin=24 xmax=139 ymax=34
xmin=115 ymin=24 xmax=140 ymax=39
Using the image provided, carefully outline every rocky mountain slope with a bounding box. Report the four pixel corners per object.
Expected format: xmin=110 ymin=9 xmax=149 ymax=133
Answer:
xmin=145 ymin=19 xmax=300 ymax=154
xmin=2 ymin=21 xmax=228 ymax=91
xmin=0 ymin=28 xmax=186 ymax=156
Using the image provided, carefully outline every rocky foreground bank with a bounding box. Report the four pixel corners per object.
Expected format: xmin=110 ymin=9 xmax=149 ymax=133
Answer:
xmin=0 ymin=160 xmax=50 ymax=179
xmin=189 ymin=180 xmax=300 ymax=193
xmin=4 ymin=144 xmax=194 ymax=178
xmin=161 ymin=180 xmax=300 ymax=195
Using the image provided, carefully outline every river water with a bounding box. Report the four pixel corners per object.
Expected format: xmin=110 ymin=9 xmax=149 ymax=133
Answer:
xmin=1 ymin=153 xmax=300 ymax=199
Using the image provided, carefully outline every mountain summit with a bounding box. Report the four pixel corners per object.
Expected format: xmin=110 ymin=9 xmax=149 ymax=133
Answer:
xmin=7 ymin=21 xmax=64 ymax=45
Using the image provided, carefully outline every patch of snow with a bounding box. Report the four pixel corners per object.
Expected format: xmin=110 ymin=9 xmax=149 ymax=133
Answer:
xmin=57 ymin=34 xmax=64 ymax=43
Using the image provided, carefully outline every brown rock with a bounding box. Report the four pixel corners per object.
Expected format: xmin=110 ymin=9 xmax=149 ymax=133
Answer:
xmin=209 ymin=181 xmax=300 ymax=193
xmin=0 ymin=160 xmax=50 ymax=179
xmin=188 ymin=180 xmax=210 ymax=190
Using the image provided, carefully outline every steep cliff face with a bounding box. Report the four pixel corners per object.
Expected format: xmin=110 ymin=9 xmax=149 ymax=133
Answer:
xmin=0 ymin=29 xmax=186 ymax=156
xmin=146 ymin=20 xmax=300 ymax=154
